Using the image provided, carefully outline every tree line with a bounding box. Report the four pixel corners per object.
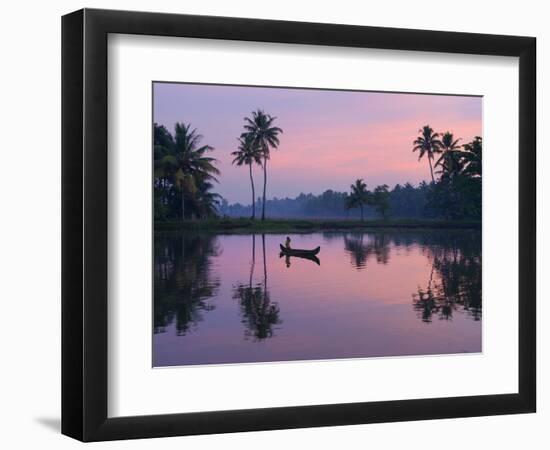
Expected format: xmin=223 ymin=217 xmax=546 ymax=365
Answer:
xmin=337 ymin=126 xmax=481 ymax=220
xmin=223 ymin=126 xmax=482 ymax=220
xmin=154 ymin=114 xmax=482 ymax=222
xmin=154 ymin=122 xmax=221 ymax=220
xmin=154 ymin=109 xmax=281 ymax=221
xmin=413 ymin=126 xmax=482 ymax=220
xmin=220 ymin=182 xmax=429 ymax=219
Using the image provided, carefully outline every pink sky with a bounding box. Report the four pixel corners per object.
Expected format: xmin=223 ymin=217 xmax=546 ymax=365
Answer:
xmin=153 ymin=83 xmax=482 ymax=204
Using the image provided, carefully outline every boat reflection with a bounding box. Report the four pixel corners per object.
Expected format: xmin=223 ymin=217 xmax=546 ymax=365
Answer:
xmin=279 ymin=252 xmax=321 ymax=267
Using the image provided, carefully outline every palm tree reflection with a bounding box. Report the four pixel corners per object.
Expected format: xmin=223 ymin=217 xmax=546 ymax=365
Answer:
xmin=154 ymin=230 xmax=481 ymax=340
xmin=412 ymin=231 xmax=481 ymax=323
xmin=342 ymin=230 xmax=481 ymax=324
xmin=233 ymin=234 xmax=282 ymax=340
xmin=154 ymin=233 xmax=221 ymax=335
xmin=233 ymin=284 xmax=281 ymax=340
xmin=344 ymin=232 xmax=390 ymax=269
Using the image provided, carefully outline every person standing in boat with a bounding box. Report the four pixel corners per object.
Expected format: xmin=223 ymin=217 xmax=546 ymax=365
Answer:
xmin=285 ymin=236 xmax=292 ymax=250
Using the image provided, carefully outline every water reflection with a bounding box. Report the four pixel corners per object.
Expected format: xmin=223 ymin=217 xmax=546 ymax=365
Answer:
xmin=233 ymin=284 xmax=281 ymax=340
xmin=280 ymin=252 xmax=320 ymax=267
xmin=233 ymin=235 xmax=282 ymax=340
xmin=153 ymin=233 xmax=220 ymax=335
xmin=344 ymin=233 xmax=390 ymax=269
xmin=154 ymin=229 xmax=481 ymax=366
xmin=413 ymin=232 xmax=482 ymax=322
xmin=342 ymin=230 xmax=482 ymax=324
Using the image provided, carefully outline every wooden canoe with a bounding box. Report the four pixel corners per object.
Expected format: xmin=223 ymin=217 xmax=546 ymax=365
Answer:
xmin=279 ymin=244 xmax=320 ymax=256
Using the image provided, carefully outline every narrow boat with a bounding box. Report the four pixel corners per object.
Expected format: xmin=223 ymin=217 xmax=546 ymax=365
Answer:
xmin=279 ymin=244 xmax=321 ymax=256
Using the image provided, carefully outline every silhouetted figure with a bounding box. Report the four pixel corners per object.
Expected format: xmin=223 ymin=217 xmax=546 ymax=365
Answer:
xmin=285 ymin=236 xmax=291 ymax=249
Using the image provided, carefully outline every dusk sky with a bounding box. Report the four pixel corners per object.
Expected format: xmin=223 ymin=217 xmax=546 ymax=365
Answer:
xmin=153 ymin=82 xmax=482 ymax=204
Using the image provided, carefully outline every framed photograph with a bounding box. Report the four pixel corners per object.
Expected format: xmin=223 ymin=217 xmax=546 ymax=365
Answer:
xmin=62 ymin=8 xmax=536 ymax=441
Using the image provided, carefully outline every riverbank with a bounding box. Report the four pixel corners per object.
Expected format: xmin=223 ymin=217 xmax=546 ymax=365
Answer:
xmin=154 ymin=218 xmax=481 ymax=233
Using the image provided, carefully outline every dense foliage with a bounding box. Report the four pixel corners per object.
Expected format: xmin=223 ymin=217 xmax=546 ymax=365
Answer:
xmin=154 ymin=117 xmax=482 ymax=222
xmin=220 ymin=184 xmax=427 ymax=219
xmin=154 ymin=123 xmax=220 ymax=220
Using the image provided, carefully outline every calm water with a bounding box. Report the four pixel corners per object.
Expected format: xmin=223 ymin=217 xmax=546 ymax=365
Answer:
xmin=153 ymin=230 xmax=481 ymax=367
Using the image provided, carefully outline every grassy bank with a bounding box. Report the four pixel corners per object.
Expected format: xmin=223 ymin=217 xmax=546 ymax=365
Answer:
xmin=154 ymin=218 xmax=481 ymax=233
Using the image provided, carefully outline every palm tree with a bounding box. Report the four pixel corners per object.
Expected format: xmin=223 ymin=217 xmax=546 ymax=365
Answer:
xmin=158 ymin=123 xmax=219 ymax=220
xmin=435 ymin=131 xmax=462 ymax=180
xmin=243 ymin=109 xmax=283 ymax=221
xmin=461 ymin=136 xmax=482 ymax=178
xmin=153 ymin=124 xmax=176 ymax=206
xmin=413 ymin=125 xmax=442 ymax=183
xmin=231 ymin=133 xmax=262 ymax=219
xmin=191 ymin=180 xmax=222 ymax=219
xmin=345 ymin=179 xmax=370 ymax=221
xmin=373 ymin=184 xmax=390 ymax=218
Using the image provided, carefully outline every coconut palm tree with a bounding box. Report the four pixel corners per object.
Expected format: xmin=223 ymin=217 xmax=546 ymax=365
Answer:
xmin=373 ymin=184 xmax=390 ymax=218
xmin=158 ymin=123 xmax=219 ymax=220
xmin=413 ymin=125 xmax=442 ymax=183
xmin=461 ymin=136 xmax=482 ymax=178
xmin=243 ymin=109 xmax=283 ymax=221
xmin=231 ymin=133 xmax=263 ymax=219
xmin=345 ymin=179 xmax=371 ymax=221
xmin=191 ymin=180 xmax=222 ymax=219
xmin=435 ymin=131 xmax=462 ymax=180
xmin=153 ymin=124 xmax=176 ymax=218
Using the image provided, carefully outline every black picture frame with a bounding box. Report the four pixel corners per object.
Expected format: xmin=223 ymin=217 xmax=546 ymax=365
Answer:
xmin=62 ymin=8 xmax=536 ymax=442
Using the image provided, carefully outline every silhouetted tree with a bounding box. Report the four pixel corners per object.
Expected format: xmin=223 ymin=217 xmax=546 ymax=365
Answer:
xmin=461 ymin=136 xmax=482 ymax=178
xmin=435 ymin=131 xmax=462 ymax=180
xmin=373 ymin=184 xmax=390 ymax=218
xmin=346 ymin=179 xmax=371 ymax=221
xmin=153 ymin=123 xmax=220 ymax=220
xmin=413 ymin=125 xmax=442 ymax=183
xmin=243 ymin=110 xmax=283 ymax=221
xmin=231 ymin=133 xmax=263 ymax=219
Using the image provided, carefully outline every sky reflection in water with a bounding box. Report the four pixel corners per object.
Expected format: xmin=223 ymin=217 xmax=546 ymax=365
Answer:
xmin=154 ymin=231 xmax=481 ymax=367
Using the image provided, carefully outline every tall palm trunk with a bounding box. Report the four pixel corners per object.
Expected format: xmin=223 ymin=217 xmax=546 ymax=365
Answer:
xmin=250 ymin=234 xmax=256 ymax=287
xmin=181 ymin=189 xmax=185 ymax=221
xmin=428 ymin=261 xmax=434 ymax=291
xmin=262 ymin=234 xmax=267 ymax=289
xmin=181 ymin=232 xmax=185 ymax=269
xmin=249 ymin=163 xmax=256 ymax=220
xmin=261 ymin=154 xmax=268 ymax=221
xmin=428 ymin=155 xmax=435 ymax=183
